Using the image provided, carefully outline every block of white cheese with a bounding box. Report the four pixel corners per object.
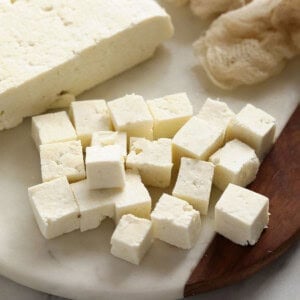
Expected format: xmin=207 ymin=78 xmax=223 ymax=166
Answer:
xmin=91 ymin=131 xmax=127 ymax=157
xmin=215 ymin=183 xmax=269 ymax=246
xmin=0 ymin=0 xmax=173 ymax=131
xmin=111 ymin=214 xmax=153 ymax=265
xmin=147 ymin=93 xmax=193 ymax=139
xmin=226 ymin=104 xmax=276 ymax=159
xmin=172 ymin=158 xmax=214 ymax=215
xmin=108 ymin=94 xmax=154 ymax=140
xmin=28 ymin=176 xmax=80 ymax=239
xmin=85 ymin=145 xmax=125 ymax=190
xmin=172 ymin=116 xmax=224 ymax=164
xmin=209 ymin=139 xmax=260 ymax=191
xmin=151 ymin=193 xmax=201 ymax=249
xmin=115 ymin=170 xmax=152 ymax=223
xmin=71 ymin=180 xmax=117 ymax=232
xmin=40 ymin=140 xmax=85 ymax=183
xmin=197 ymin=98 xmax=235 ymax=133
xmin=126 ymin=138 xmax=173 ymax=188
xmin=70 ymin=100 xmax=112 ymax=148
xmin=32 ymin=111 xmax=77 ymax=148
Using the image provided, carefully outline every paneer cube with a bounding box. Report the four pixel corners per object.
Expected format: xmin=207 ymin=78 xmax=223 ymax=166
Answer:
xmin=209 ymin=139 xmax=260 ymax=190
xmin=126 ymin=138 xmax=173 ymax=188
xmin=173 ymin=158 xmax=214 ymax=215
xmin=151 ymin=194 xmax=201 ymax=249
xmin=215 ymin=184 xmax=269 ymax=246
xmin=85 ymin=145 xmax=125 ymax=189
xmin=91 ymin=131 xmax=127 ymax=157
xmin=70 ymin=100 xmax=112 ymax=148
xmin=226 ymin=104 xmax=276 ymax=159
xmin=71 ymin=180 xmax=117 ymax=232
xmin=40 ymin=140 xmax=85 ymax=183
xmin=32 ymin=111 xmax=77 ymax=148
xmin=28 ymin=176 xmax=80 ymax=239
xmin=147 ymin=93 xmax=193 ymax=139
xmin=115 ymin=170 xmax=152 ymax=223
xmin=108 ymin=94 xmax=153 ymax=140
xmin=111 ymin=214 xmax=153 ymax=265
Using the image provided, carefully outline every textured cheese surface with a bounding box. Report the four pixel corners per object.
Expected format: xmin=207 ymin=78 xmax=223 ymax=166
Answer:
xmin=172 ymin=158 xmax=214 ymax=214
xmin=227 ymin=104 xmax=276 ymax=159
xmin=70 ymin=100 xmax=112 ymax=147
xmin=126 ymin=138 xmax=173 ymax=188
xmin=0 ymin=0 xmax=173 ymax=130
xmin=28 ymin=176 xmax=80 ymax=239
xmin=71 ymin=179 xmax=117 ymax=232
xmin=40 ymin=140 xmax=85 ymax=183
xmin=215 ymin=183 xmax=269 ymax=245
xmin=147 ymin=93 xmax=193 ymax=138
xmin=111 ymin=214 xmax=153 ymax=265
xmin=151 ymin=194 xmax=201 ymax=249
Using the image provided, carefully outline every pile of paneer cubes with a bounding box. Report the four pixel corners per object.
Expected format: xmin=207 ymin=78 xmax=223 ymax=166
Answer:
xmin=28 ymin=93 xmax=276 ymax=265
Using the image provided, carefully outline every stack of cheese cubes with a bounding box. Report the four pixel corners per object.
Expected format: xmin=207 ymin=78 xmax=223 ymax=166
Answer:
xmin=28 ymin=93 xmax=276 ymax=265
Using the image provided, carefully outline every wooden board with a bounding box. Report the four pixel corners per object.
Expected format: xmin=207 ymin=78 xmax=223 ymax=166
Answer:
xmin=184 ymin=105 xmax=300 ymax=297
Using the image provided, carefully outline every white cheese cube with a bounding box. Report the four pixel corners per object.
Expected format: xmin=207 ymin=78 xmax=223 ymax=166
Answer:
xmin=32 ymin=111 xmax=77 ymax=148
xmin=48 ymin=93 xmax=75 ymax=109
xmin=108 ymin=95 xmax=153 ymax=140
xmin=197 ymin=98 xmax=235 ymax=131
xmin=151 ymin=194 xmax=201 ymax=249
xmin=227 ymin=104 xmax=276 ymax=159
xmin=0 ymin=0 xmax=173 ymax=130
xmin=215 ymin=184 xmax=269 ymax=246
xmin=209 ymin=139 xmax=260 ymax=191
xmin=40 ymin=140 xmax=85 ymax=183
xmin=91 ymin=131 xmax=127 ymax=157
xmin=28 ymin=176 xmax=80 ymax=239
xmin=85 ymin=145 xmax=125 ymax=190
xmin=172 ymin=158 xmax=214 ymax=215
xmin=111 ymin=214 xmax=153 ymax=265
xmin=172 ymin=117 xmax=224 ymax=164
xmin=126 ymin=138 xmax=173 ymax=188
xmin=147 ymin=93 xmax=193 ymax=139
xmin=70 ymin=100 xmax=112 ymax=148
xmin=115 ymin=170 xmax=151 ymax=223
xmin=71 ymin=180 xmax=117 ymax=232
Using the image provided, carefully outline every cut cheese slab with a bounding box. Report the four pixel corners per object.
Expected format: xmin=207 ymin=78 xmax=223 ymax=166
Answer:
xmin=0 ymin=0 xmax=173 ymax=130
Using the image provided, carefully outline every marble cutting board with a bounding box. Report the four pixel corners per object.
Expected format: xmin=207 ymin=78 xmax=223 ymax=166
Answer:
xmin=0 ymin=2 xmax=299 ymax=300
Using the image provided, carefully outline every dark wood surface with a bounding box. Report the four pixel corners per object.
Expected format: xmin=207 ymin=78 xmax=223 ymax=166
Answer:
xmin=184 ymin=105 xmax=300 ymax=297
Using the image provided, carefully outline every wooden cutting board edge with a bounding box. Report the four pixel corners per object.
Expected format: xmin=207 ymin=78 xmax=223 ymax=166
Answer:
xmin=184 ymin=105 xmax=300 ymax=297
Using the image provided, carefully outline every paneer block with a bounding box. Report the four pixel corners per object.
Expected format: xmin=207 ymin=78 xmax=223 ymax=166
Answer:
xmin=70 ymin=100 xmax=112 ymax=147
xmin=91 ymin=131 xmax=127 ymax=157
xmin=108 ymin=95 xmax=153 ymax=140
xmin=172 ymin=158 xmax=214 ymax=215
xmin=115 ymin=170 xmax=151 ymax=223
xmin=172 ymin=117 xmax=224 ymax=164
xmin=147 ymin=93 xmax=193 ymax=139
xmin=197 ymin=98 xmax=235 ymax=131
xmin=28 ymin=176 xmax=80 ymax=239
xmin=71 ymin=180 xmax=117 ymax=232
xmin=151 ymin=194 xmax=201 ymax=249
xmin=85 ymin=145 xmax=125 ymax=189
xmin=32 ymin=111 xmax=76 ymax=148
xmin=111 ymin=214 xmax=153 ymax=265
xmin=0 ymin=0 xmax=173 ymax=130
xmin=226 ymin=104 xmax=276 ymax=159
xmin=215 ymin=184 xmax=269 ymax=246
xmin=126 ymin=138 xmax=173 ymax=188
xmin=40 ymin=140 xmax=85 ymax=183
xmin=209 ymin=139 xmax=260 ymax=190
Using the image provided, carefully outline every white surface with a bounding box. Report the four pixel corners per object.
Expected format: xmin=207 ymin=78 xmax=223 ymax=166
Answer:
xmin=0 ymin=2 xmax=299 ymax=300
